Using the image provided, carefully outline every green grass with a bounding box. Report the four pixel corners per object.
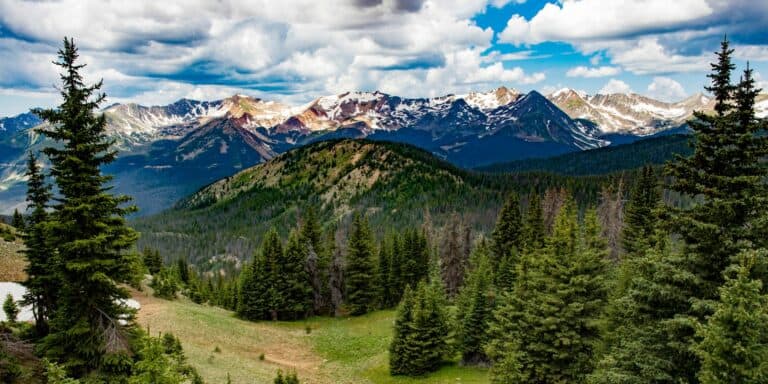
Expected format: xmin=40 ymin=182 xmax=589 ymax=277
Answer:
xmin=133 ymin=290 xmax=489 ymax=383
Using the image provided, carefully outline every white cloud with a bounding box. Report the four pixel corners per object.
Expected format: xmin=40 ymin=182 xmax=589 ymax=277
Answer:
xmin=566 ymin=66 xmax=620 ymax=78
xmin=498 ymin=0 xmax=712 ymax=45
xmin=0 ymin=0 xmax=539 ymax=108
xmin=646 ymin=76 xmax=687 ymax=102
xmin=608 ymin=38 xmax=709 ymax=75
xmin=599 ymin=79 xmax=633 ymax=94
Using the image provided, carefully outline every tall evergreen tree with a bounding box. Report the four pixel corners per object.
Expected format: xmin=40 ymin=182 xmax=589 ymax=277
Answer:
xmin=35 ymin=38 xmax=139 ymax=374
xmin=666 ymin=37 xmax=768 ymax=302
xmin=389 ymin=281 xmax=449 ymax=376
xmin=345 ymin=213 xmax=376 ymax=316
xmin=261 ymin=229 xmax=284 ymax=320
xmin=488 ymin=202 xmax=609 ymax=383
xmin=11 ymin=209 xmax=24 ymax=231
xmin=280 ymin=230 xmax=313 ymax=320
xmin=522 ymin=191 xmax=545 ymax=252
xmin=455 ymin=243 xmax=495 ymax=365
xmin=389 ymin=285 xmax=416 ymax=376
xmin=695 ymin=250 xmax=768 ymax=384
xmin=491 ymin=193 xmax=523 ymax=264
xmin=142 ymin=248 xmax=163 ymax=275
xmin=376 ymin=237 xmax=394 ymax=308
xmin=301 ymin=206 xmax=326 ymax=314
xmin=3 ymin=294 xmax=18 ymax=324
xmin=588 ymin=236 xmax=699 ymax=384
xmin=622 ymin=166 xmax=660 ymax=256
xmin=21 ymin=152 xmax=56 ymax=335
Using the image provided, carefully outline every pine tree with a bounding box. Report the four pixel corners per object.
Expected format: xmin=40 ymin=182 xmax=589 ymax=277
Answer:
xmin=176 ymin=258 xmax=190 ymax=285
xmin=237 ymin=229 xmax=283 ymax=321
xmin=401 ymin=229 xmax=429 ymax=286
xmin=301 ymin=206 xmax=326 ymax=315
xmin=409 ymin=280 xmax=450 ymax=375
xmin=281 ymin=230 xmax=313 ymax=320
xmin=389 ymin=281 xmax=449 ymax=376
xmin=376 ymin=237 xmax=394 ymax=308
xmin=588 ymin=236 xmax=699 ymax=384
xmin=11 ymin=209 xmax=24 ymax=231
xmin=695 ymin=250 xmax=768 ymax=384
xmin=21 ymin=151 xmax=56 ymax=335
xmin=142 ymin=248 xmax=163 ymax=275
xmin=274 ymin=369 xmax=300 ymax=384
xmin=666 ymin=37 xmax=768 ymax=303
xmin=345 ymin=213 xmax=376 ymax=316
xmin=455 ymin=243 xmax=495 ymax=365
xmin=522 ymin=191 xmax=545 ymax=252
xmin=261 ymin=229 xmax=284 ymax=320
xmin=491 ymin=193 xmax=523 ymax=264
xmin=389 ymin=285 xmax=416 ymax=375
xmin=3 ymin=294 xmax=18 ymax=324
xmin=128 ymin=338 xmax=184 ymax=384
xmin=488 ymin=202 xmax=609 ymax=383
xmin=35 ymin=38 xmax=139 ymax=374
xmin=622 ymin=166 xmax=660 ymax=256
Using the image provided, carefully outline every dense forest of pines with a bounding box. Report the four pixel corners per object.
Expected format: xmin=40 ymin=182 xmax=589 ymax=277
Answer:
xmin=2 ymin=36 xmax=767 ymax=384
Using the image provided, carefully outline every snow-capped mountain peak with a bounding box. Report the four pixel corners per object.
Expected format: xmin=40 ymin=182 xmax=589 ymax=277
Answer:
xmin=461 ymin=86 xmax=520 ymax=111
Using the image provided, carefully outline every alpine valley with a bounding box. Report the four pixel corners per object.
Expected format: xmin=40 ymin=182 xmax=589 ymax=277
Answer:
xmin=1 ymin=87 xmax=766 ymax=214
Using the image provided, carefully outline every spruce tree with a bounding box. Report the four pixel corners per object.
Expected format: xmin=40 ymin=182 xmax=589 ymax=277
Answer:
xmin=345 ymin=213 xmax=376 ymax=316
xmin=388 ymin=233 xmax=405 ymax=303
xmin=389 ymin=285 xmax=416 ymax=375
xmin=666 ymin=37 xmax=768 ymax=302
xmin=409 ymin=280 xmax=449 ymax=375
xmin=35 ymin=38 xmax=139 ymax=374
xmin=281 ymin=230 xmax=313 ymax=320
xmin=261 ymin=229 xmax=284 ymax=320
xmin=11 ymin=209 xmax=24 ymax=231
xmin=695 ymin=250 xmax=768 ymax=384
xmin=142 ymin=248 xmax=163 ymax=275
xmin=522 ymin=191 xmax=545 ymax=252
xmin=389 ymin=281 xmax=449 ymax=376
xmin=622 ymin=166 xmax=660 ymax=256
xmin=491 ymin=193 xmax=523 ymax=264
xmin=376 ymin=237 xmax=394 ymax=308
xmin=588 ymin=236 xmax=699 ymax=384
xmin=301 ymin=206 xmax=326 ymax=314
xmin=455 ymin=243 xmax=495 ymax=365
xmin=488 ymin=201 xmax=609 ymax=383
xmin=3 ymin=294 xmax=18 ymax=324
xmin=21 ymin=151 xmax=56 ymax=335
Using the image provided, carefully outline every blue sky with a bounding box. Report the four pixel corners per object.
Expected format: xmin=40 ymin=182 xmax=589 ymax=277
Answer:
xmin=1 ymin=0 xmax=767 ymax=116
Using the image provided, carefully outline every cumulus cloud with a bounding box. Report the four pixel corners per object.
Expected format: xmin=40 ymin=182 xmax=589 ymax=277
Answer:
xmin=497 ymin=0 xmax=768 ymax=76
xmin=0 ymin=0 xmax=541 ymax=111
xmin=599 ymin=79 xmax=633 ymax=94
xmin=646 ymin=76 xmax=687 ymax=102
xmin=566 ymin=66 xmax=620 ymax=78
xmin=498 ymin=0 xmax=712 ymax=45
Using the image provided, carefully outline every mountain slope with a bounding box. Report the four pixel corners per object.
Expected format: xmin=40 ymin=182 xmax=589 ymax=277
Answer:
xmin=133 ymin=139 xmax=626 ymax=265
xmin=548 ymin=88 xmax=713 ymax=135
xmin=477 ymin=134 xmax=693 ymax=176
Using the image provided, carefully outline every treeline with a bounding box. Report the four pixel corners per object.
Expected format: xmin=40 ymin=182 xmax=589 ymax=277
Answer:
xmin=132 ymin=138 xmax=636 ymax=268
xmin=477 ymin=133 xmax=694 ymax=175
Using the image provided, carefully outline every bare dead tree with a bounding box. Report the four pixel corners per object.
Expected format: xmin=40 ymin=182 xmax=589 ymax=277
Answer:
xmin=597 ymin=180 xmax=625 ymax=261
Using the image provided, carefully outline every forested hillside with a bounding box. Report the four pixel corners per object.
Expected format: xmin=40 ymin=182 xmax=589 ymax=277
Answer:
xmin=133 ymin=139 xmax=631 ymax=265
xmin=477 ymin=133 xmax=693 ymax=175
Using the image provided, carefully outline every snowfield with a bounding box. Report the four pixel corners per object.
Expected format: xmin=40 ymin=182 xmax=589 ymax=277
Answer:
xmin=0 ymin=282 xmax=140 ymax=323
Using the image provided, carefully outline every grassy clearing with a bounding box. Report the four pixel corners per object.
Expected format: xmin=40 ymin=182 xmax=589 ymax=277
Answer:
xmin=132 ymin=290 xmax=489 ymax=384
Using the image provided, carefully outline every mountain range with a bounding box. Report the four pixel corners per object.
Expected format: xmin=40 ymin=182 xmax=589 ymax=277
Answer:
xmin=1 ymin=87 xmax=766 ymax=214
